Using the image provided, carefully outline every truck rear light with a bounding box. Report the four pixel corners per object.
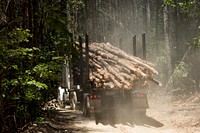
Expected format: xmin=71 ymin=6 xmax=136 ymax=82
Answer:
xmin=90 ymin=95 xmax=101 ymax=99
xmin=139 ymin=94 xmax=144 ymax=97
xmin=133 ymin=93 xmax=144 ymax=97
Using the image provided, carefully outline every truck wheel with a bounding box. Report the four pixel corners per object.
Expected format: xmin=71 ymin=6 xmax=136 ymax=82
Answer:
xmin=111 ymin=114 xmax=116 ymax=124
xmin=83 ymin=96 xmax=90 ymax=117
xmin=95 ymin=113 xmax=101 ymax=125
xmin=108 ymin=110 xmax=115 ymax=125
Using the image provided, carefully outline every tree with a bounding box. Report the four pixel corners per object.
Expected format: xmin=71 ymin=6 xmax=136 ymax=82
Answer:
xmin=0 ymin=0 xmax=84 ymax=132
xmin=162 ymin=0 xmax=174 ymax=91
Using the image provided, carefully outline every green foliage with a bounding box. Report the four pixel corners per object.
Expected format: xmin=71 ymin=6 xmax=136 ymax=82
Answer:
xmin=41 ymin=0 xmax=82 ymax=59
xmin=163 ymin=0 xmax=176 ymax=8
xmin=192 ymin=26 xmax=200 ymax=47
xmin=69 ymin=0 xmax=85 ymax=5
xmin=156 ymin=56 xmax=167 ymax=64
xmin=0 ymin=28 xmax=60 ymax=131
xmin=172 ymin=61 xmax=194 ymax=95
xmin=0 ymin=0 xmax=85 ymax=132
xmin=45 ymin=15 xmax=71 ymax=35
xmin=163 ymin=0 xmax=199 ymax=15
xmin=192 ymin=36 xmax=200 ymax=47
xmin=173 ymin=61 xmax=190 ymax=79
xmin=33 ymin=62 xmax=61 ymax=87
xmin=35 ymin=117 xmax=45 ymax=123
xmin=0 ymin=28 xmax=32 ymax=45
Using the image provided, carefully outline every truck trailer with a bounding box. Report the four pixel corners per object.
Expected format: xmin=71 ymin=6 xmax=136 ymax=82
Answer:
xmin=82 ymin=82 xmax=149 ymax=124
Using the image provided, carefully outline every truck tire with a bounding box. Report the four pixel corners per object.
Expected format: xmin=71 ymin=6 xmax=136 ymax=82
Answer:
xmin=108 ymin=110 xmax=115 ymax=125
xmin=111 ymin=113 xmax=116 ymax=124
xmin=83 ymin=96 xmax=90 ymax=117
xmin=95 ymin=112 xmax=101 ymax=125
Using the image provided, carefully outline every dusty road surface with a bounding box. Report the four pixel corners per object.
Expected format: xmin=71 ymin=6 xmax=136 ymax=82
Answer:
xmin=23 ymin=94 xmax=200 ymax=133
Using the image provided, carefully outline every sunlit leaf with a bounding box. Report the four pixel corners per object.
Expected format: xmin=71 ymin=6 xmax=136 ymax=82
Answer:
xmin=27 ymin=80 xmax=48 ymax=89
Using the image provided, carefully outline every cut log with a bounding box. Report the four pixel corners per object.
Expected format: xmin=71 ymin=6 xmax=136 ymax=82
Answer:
xmin=92 ymin=42 xmax=158 ymax=75
xmin=81 ymin=42 xmax=161 ymax=90
xmin=89 ymin=49 xmax=147 ymax=78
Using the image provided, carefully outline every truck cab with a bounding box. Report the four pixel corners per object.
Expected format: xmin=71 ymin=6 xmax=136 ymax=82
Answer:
xmin=57 ymin=61 xmax=77 ymax=110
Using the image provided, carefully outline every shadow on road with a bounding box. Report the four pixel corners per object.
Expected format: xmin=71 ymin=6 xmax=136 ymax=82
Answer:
xmin=131 ymin=115 xmax=164 ymax=127
xmin=99 ymin=114 xmax=164 ymax=128
xmin=21 ymin=108 xmax=164 ymax=133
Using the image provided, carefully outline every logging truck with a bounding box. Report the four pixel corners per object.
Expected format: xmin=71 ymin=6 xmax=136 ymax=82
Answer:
xmin=64 ymin=35 xmax=161 ymax=125
xmin=75 ymin=39 xmax=161 ymax=125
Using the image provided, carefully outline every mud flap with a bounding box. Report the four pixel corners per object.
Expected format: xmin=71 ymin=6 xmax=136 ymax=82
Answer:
xmin=108 ymin=109 xmax=116 ymax=125
xmin=95 ymin=112 xmax=101 ymax=125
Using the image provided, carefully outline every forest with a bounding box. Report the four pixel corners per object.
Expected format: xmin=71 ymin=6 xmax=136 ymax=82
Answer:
xmin=0 ymin=0 xmax=199 ymax=132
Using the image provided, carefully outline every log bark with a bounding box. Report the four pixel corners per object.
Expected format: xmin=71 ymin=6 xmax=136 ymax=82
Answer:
xmin=100 ymin=43 xmax=158 ymax=75
xmin=82 ymin=42 xmax=160 ymax=90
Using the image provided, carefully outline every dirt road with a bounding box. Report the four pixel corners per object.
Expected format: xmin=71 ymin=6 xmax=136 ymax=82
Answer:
xmin=23 ymin=94 xmax=200 ymax=133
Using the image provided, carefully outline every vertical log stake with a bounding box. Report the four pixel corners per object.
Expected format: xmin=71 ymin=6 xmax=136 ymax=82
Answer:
xmin=85 ymin=34 xmax=89 ymax=83
xmin=133 ymin=35 xmax=136 ymax=56
xmin=78 ymin=36 xmax=83 ymax=87
xmin=119 ymin=38 xmax=122 ymax=50
xmin=142 ymin=33 xmax=146 ymax=60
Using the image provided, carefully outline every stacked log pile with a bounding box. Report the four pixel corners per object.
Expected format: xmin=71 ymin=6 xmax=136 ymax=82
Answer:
xmin=83 ymin=42 xmax=161 ymax=90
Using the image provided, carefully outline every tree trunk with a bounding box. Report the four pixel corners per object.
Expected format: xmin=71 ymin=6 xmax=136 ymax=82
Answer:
xmin=143 ymin=0 xmax=148 ymax=33
xmin=163 ymin=0 xmax=172 ymax=82
xmin=131 ymin=0 xmax=136 ymax=34
xmin=155 ymin=0 xmax=159 ymax=55
xmin=0 ymin=82 xmax=3 ymax=132
xmin=32 ymin=0 xmax=39 ymax=48
xmin=173 ymin=0 xmax=179 ymax=61
xmin=28 ymin=0 xmax=33 ymax=35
